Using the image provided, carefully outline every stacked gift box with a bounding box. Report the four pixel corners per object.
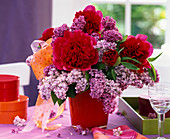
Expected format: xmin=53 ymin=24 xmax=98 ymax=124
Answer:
xmin=0 ymin=75 xmax=28 ymax=124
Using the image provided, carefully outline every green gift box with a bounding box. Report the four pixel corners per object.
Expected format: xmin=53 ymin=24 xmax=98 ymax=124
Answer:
xmin=118 ymin=97 xmax=170 ymax=135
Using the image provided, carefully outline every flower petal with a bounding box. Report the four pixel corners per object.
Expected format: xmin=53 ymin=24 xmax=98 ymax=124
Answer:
xmin=136 ymin=34 xmax=148 ymax=41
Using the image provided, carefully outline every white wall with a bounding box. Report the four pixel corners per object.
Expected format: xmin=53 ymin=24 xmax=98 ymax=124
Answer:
xmin=52 ymin=0 xmax=91 ymax=27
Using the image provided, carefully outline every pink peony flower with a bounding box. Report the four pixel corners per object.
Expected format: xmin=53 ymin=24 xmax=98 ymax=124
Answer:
xmin=53 ymin=30 xmax=99 ymax=71
xmin=39 ymin=28 xmax=54 ymax=41
xmin=73 ymin=5 xmax=103 ymax=34
xmin=119 ymin=34 xmax=153 ymax=73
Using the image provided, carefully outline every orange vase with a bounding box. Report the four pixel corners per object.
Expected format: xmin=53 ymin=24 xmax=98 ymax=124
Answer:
xmin=69 ymin=89 xmax=108 ymax=129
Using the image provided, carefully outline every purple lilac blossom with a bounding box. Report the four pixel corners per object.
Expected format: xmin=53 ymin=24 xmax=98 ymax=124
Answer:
xmin=52 ymin=24 xmax=69 ymax=44
xmin=91 ymin=33 xmax=100 ymax=41
xmin=66 ymin=69 xmax=87 ymax=93
xmin=38 ymin=65 xmax=87 ymax=100
xmin=89 ymin=69 xmax=122 ymax=113
xmin=26 ymin=55 xmax=33 ymax=66
xmin=49 ymin=110 xmax=56 ymax=119
xmin=74 ymin=125 xmax=90 ymax=135
xmin=38 ymin=66 xmax=68 ymax=100
xmin=135 ymin=68 xmax=153 ymax=87
xmin=101 ymin=79 xmax=122 ymax=113
xmin=89 ymin=69 xmax=106 ymax=99
xmin=155 ymin=69 xmax=160 ymax=83
xmin=13 ymin=116 xmax=26 ymax=127
xmin=101 ymin=16 xmax=117 ymax=31
xmin=148 ymin=113 xmax=157 ymax=119
xmin=114 ymin=65 xmax=155 ymax=90
xmin=70 ymin=16 xmax=86 ymax=32
xmin=94 ymin=40 xmax=117 ymax=62
xmin=43 ymin=64 xmax=56 ymax=76
xmin=103 ymin=30 xmax=123 ymax=42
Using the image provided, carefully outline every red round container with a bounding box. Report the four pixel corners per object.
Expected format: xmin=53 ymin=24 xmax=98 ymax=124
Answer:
xmin=69 ymin=90 xmax=108 ymax=129
xmin=0 ymin=95 xmax=29 ymax=124
xmin=0 ymin=74 xmax=19 ymax=102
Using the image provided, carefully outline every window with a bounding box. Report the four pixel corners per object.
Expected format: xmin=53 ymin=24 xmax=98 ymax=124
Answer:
xmin=92 ymin=0 xmax=166 ymax=49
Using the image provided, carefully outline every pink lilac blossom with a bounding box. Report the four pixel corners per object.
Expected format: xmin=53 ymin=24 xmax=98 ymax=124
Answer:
xmin=89 ymin=69 xmax=106 ymax=99
xmin=52 ymin=24 xmax=69 ymax=44
xmin=66 ymin=69 xmax=87 ymax=93
xmin=148 ymin=113 xmax=157 ymax=119
xmin=91 ymin=32 xmax=100 ymax=41
xmin=43 ymin=64 xmax=56 ymax=76
xmin=13 ymin=116 xmax=26 ymax=127
xmin=103 ymin=30 xmax=123 ymax=42
xmin=114 ymin=65 xmax=157 ymax=90
xmin=135 ymin=68 xmax=153 ymax=87
xmin=101 ymin=80 xmax=121 ymax=113
xmin=26 ymin=55 xmax=33 ymax=66
xmin=70 ymin=16 xmax=86 ymax=32
xmin=49 ymin=110 xmax=56 ymax=119
xmin=89 ymin=69 xmax=122 ymax=113
xmin=74 ymin=125 xmax=90 ymax=135
xmin=38 ymin=66 xmax=68 ymax=100
xmin=94 ymin=40 xmax=117 ymax=62
xmin=38 ymin=65 xmax=87 ymax=100
xmin=101 ymin=16 xmax=118 ymax=31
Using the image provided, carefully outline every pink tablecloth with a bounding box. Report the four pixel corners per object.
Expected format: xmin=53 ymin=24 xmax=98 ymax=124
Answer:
xmin=0 ymin=104 xmax=170 ymax=139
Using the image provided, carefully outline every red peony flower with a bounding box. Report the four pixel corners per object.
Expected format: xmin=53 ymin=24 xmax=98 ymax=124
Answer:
xmin=39 ymin=28 xmax=54 ymax=41
xmin=53 ymin=30 xmax=99 ymax=71
xmin=102 ymin=49 xmax=119 ymax=67
xmin=73 ymin=5 xmax=103 ymax=35
xmin=119 ymin=34 xmax=153 ymax=72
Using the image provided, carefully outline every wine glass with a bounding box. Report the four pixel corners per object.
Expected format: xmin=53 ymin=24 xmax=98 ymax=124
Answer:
xmin=148 ymin=82 xmax=170 ymax=139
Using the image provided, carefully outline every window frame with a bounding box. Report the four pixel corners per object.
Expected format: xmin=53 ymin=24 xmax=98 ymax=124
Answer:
xmin=91 ymin=0 xmax=167 ymax=35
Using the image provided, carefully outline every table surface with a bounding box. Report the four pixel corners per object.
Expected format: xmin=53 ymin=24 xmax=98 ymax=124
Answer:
xmin=0 ymin=103 xmax=170 ymax=139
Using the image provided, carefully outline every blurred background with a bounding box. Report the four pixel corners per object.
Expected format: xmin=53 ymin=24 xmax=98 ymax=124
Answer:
xmin=0 ymin=0 xmax=169 ymax=105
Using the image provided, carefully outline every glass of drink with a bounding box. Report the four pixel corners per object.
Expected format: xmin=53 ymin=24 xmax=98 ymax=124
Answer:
xmin=148 ymin=82 xmax=170 ymax=139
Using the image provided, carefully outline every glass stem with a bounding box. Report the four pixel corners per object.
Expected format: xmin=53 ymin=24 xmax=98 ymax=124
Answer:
xmin=158 ymin=113 xmax=165 ymax=137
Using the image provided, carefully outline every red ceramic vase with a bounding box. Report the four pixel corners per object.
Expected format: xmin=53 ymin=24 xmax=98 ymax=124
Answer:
xmin=69 ymin=89 xmax=108 ymax=129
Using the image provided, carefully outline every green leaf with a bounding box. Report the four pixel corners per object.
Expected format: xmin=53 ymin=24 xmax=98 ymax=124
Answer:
xmin=81 ymin=84 xmax=90 ymax=94
xmin=121 ymin=57 xmax=142 ymax=65
xmin=38 ymin=45 xmax=41 ymax=48
xmin=113 ymin=57 xmax=121 ymax=66
xmin=119 ymin=35 xmax=128 ymax=44
xmin=51 ymin=91 xmax=65 ymax=106
xmin=116 ymin=43 xmax=120 ymax=51
xmin=148 ymin=52 xmax=163 ymax=62
xmin=51 ymin=91 xmax=58 ymax=105
xmin=96 ymin=48 xmax=101 ymax=52
xmin=148 ymin=63 xmax=156 ymax=81
xmin=66 ymin=83 xmax=76 ymax=98
xmin=118 ymin=47 xmax=124 ymax=54
xmin=85 ymin=71 xmax=90 ymax=82
xmin=116 ymin=35 xmax=128 ymax=51
xmin=57 ymin=98 xmax=66 ymax=106
xmin=111 ymin=69 xmax=116 ymax=80
xmin=91 ymin=62 xmax=105 ymax=71
xmin=121 ymin=62 xmax=140 ymax=70
xmin=106 ymin=70 xmax=113 ymax=80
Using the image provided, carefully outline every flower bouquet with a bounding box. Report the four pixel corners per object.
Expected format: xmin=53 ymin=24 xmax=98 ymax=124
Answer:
xmin=26 ymin=5 xmax=161 ymax=131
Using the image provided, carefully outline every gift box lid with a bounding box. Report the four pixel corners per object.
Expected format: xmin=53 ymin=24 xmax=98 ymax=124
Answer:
xmin=0 ymin=74 xmax=19 ymax=89
xmin=0 ymin=95 xmax=29 ymax=112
